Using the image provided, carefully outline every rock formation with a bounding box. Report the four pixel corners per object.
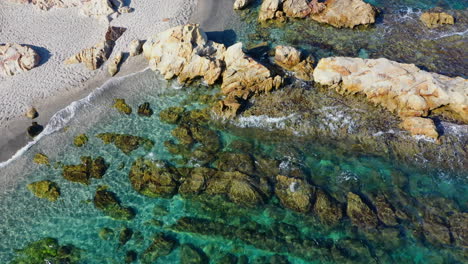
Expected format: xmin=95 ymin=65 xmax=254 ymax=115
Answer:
xmin=346 ymin=192 xmax=378 ymax=229
xmin=128 ymin=39 xmax=143 ymax=56
xmin=27 ymin=180 xmax=60 ymax=201
xmin=274 ymin=45 xmax=314 ymax=81
xmin=233 ymin=0 xmax=254 ymax=10
xmin=313 ymin=57 xmax=468 ymax=138
xmin=275 ymin=175 xmax=314 ymax=213
xmin=0 ymin=44 xmax=40 ymax=76
xmin=400 ymin=117 xmax=439 ymax=140
xmin=108 ymin=51 xmax=122 ymax=76
xmin=420 ymin=12 xmax=455 ymax=28
xmin=310 ymin=0 xmax=377 ymax=28
xmin=62 ymin=156 xmax=108 ymax=184
xmin=25 ymin=106 xmax=39 ymax=119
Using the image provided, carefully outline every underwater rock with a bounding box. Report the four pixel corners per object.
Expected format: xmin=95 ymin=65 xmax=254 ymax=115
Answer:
xmin=62 ymin=156 xmax=108 ymax=184
xmin=180 ymin=244 xmax=209 ymax=264
xmin=25 ymin=106 xmax=39 ymax=119
xmin=274 ymin=45 xmax=314 ymax=81
xmin=108 ymin=51 xmax=123 ymax=76
xmin=219 ymin=253 xmax=238 ymax=264
xmin=137 ymin=102 xmax=153 ymax=117
xmin=448 ymin=212 xmax=468 ymax=247
xmin=27 ymin=122 xmax=43 ymax=138
xmin=179 ymin=167 xmax=214 ymax=196
xmin=313 ymin=57 xmax=468 ymax=123
xmin=10 ymin=237 xmax=82 ymax=264
xmin=234 ymin=0 xmax=254 ymax=10
xmin=93 ymin=186 xmax=135 ymax=220
xmin=275 ymin=175 xmax=314 ymax=213
xmin=98 ymin=227 xmax=114 ymax=240
xmin=73 ymin=133 xmax=89 ymax=147
xmin=420 ymin=12 xmax=454 ymax=28
xmin=27 ymin=180 xmax=60 ymax=202
xmin=346 ymin=192 xmax=378 ymax=229
xmin=97 ymin=133 xmax=154 ymax=154
xmin=0 ymin=43 xmax=40 ymax=76
xmin=129 ymin=39 xmax=143 ymax=56
xmin=143 ymin=24 xmax=225 ymax=85
xmin=171 ymin=125 xmax=195 ymax=146
xmin=125 ymin=250 xmax=138 ymax=263
xmin=113 ymin=98 xmax=132 ymax=115
xmin=33 ymin=153 xmax=50 ymax=165
xmin=373 ymin=195 xmax=398 ymax=226
xmin=310 ymin=0 xmax=377 ymax=28
xmin=159 ymin=106 xmax=185 ymax=124
xmin=400 ymin=117 xmax=439 ymax=140
xmin=142 ymin=233 xmax=177 ymax=263
xmin=215 ymin=152 xmax=255 ymax=175
xmin=128 ymin=158 xmax=179 ymax=197
xmin=119 ymin=227 xmax=133 ymax=247
xmin=190 ymin=126 xmax=221 ymax=152
xmin=313 ymin=189 xmax=343 ymax=225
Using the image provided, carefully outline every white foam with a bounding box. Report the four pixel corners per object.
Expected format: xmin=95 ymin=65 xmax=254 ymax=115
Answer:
xmin=235 ymin=114 xmax=297 ymax=130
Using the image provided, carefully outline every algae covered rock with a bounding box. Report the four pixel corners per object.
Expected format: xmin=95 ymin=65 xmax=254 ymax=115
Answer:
xmin=97 ymin=132 xmax=154 ymax=154
xmin=10 ymin=237 xmax=82 ymax=264
xmin=27 ymin=180 xmax=60 ymax=202
xmin=420 ymin=12 xmax=454 ymax=28
xmin=129 ymin=158 xmax=179 ymax=198
xmin=73 ymin=133 xmax=89 ymax=147
xmin=180 ymin=244 xmax=208 ymax=264
xmin=215 ymin=152 xmax=255 ymax=175
xmin=275 ymin=175 xmax=314 ymax=213
xmin=119 ymin=227 xmax=133 ymax=247
xmin=93 ymin=186 xmax=135 ymax=220
xmin=138 ymin=102 xmax=153 ymax=117
xmin=346 ymin=192 xmax=378 ymax=229
xmin=171 ymin=126 xmax=194 ymax=146
xmin=33 ymin=153 xmax=50 ymax=165
xmin=313 ymin=189 xmax=343 ymax=225
xmin=142 ymin=233 xmax=177 ymax=263
xmin=113 ymin=98 xmax=132 ymax=115
xmin=99 ymin=227 xmax=114 ymax=240
xmin=125 ymin=250 xmax=138 ymax=263
xmin=179 ymin=167 xmax=215 ymax=196
xmin=159 ymin=106 xmax=186 ymax=124
xmin=63 ymin=156 xmax=108 ymax=184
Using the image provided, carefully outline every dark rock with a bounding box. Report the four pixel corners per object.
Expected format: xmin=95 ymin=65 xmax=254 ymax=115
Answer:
xmin=159 ymin=106 xmax=185 ymax=124
xmin=448 ymin=212 xmax=468 ymax=247
xmin=125 ymin=250 xmax=138 ymax=263
xmin=219 ymin=253 xmax=237 ymax=264
xmin=128 ymin=158 xmax=179 ymax=197
xmin=10 ymin=237 xmax=81 ymax=264
xmin=190 ymin=126 xmax=221 ymax=152
xmin=27 ymin=122 xmax=43 ymax=138
xmin=313 ymin=189 xmax=343 ymax=225
xmin=93 ymin=186 xmax=135 ymax=220
xmin=346 ymin=192 xmax=378 ymax=229
xmin=142 ymin=233 xmax=177 ymax=263
xmin=138 ymin=102 xmax=153 ymax=117
xmin=180 ymin=244 xmax=209 ymax=264
xmin=374 ymin=195 xmax=398 ymax=226
xmin=73 ymin=134 xmax=88 ymax=147
xmin=179 ymin=167 xmax=215 ymax=196
xmin=274 ymin=175 xmax=314 ymax=213
xmin=62 ymin=156 xmax=108 ymax=184
xmin=27 ymin=180 xmax=60 ymax=202
xmin=422 ymin=214 xmax=451 ymax=245
xmin=215 ymin=152 xmax=256 ymax=175
xmin=97 ymin=133 xmax=154 ymax=154
xmin=172 ymin=125 xmax=194 ymax=146
xmin=113 ymin=99 xmax=132 ymax=115
xmin=119 ymin=227 xmax=133 ymax=247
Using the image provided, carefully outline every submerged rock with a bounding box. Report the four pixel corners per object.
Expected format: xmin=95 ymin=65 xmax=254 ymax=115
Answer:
xmin=62 ymin=156 xmax=108 ymax=184
xmin=98 ymin=227 xmax=114 ymax=240
xmin=138 ymin=102 xmax=153 ymax=117
xmin=0 ymin=43 xmax=40 ymax=76
xmin=346 ymin=192 xmax=378 ymax=229
xmin=128 ymin=158 xmax=179 ymax=197
xmin=159 ymin=106 xmax=185 ymax=124
xmin=313 ymin=189 xmax=343 ymax=225
xmin=119 ymin=227 xmax=133 ymax=247
xmin=10 ymin=237 xmax=82 ymax=264
xmin=180 ymin=244 xmax=209 ymax=264
xmin=125 ymin=250 xmax=138 ymax=263
xmin=113 ymin=98 xmax=132 ymax=115
xmin=373 ymin=195 xmax=398 ymax=226
xmin=93 ymin=186 xmax=135 ymax=220
xmin=73 ymin=133 xmax=89 ymax=147
xmin=97 ymin=133 xmax=154 ymax=154
xmin=142 ymin=233 xmax=177 ymax=263
xmin=420 ymin=12 xmax=455 ymax=28
xmin=27 ymin=180 xmax=60 ymax=202
xmin=274 ymin=45 xmax=314 ymax=81
xmin=310 ymin=0 xmax=377 ymax=28
xmin=33 ymin=153 xmax=50 ymax=165
xmin=275 ymin=175 xmax=314 ymax=213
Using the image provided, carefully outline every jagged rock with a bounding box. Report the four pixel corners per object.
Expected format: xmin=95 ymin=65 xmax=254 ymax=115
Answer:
xmin=420 ymin=12 xmax=454 ymax=28
xmin=159 ymin=107 xmax=185 ymax=124
xmin=346 ymin=192 xmax=378 ymax=229
xmin=258 ymin=0 xmax=282 ymax=21
xmin=274 ymin=175 xmax=314 ymax=213
xmin=400 ymin=117 xmax=439 ymax=140
xmin=0 ymin=43 xmax=39 ymax=76
xmin=143 ymin=24 xmax=225 ymax=85
xmin=128 ymin=158 xmax=179 ymax=197
xmin=93 ymin=186 xmax=135 ymax=220
xmin=108 ymin=51 xmax=123 ymax=76
xmin=25 ymin=106 xmax=39 ymax=119
xmin=138 ymin=102 xmax=153 ymax=117
xmin=62 ymin=156 xmax=108 ymax=184
xmin=129 ymin=39 xmax=143 ymax=56
xmin=27 ymin=180 xmax=60 ymax=202
xmin=282 ymin=0 xmax=311 ymax=18
xmin=233 ymin=0 xmax=254 ymax=10
xmin=310 ymin=0 xmax=377 ymax=28
xmin=113 ymin=98 xmax=132 ymax=115
xmin=33 ymin=153 xmax=50 ymax=165
xmin=313 ymin=189 xmax=342 ymax=225
xmin=274 ymin=45 xmax=314 ymax=81
xmin=142 ymin=233 xmax=177 ymax=263
xmin=81 ymin=0 xmax=116 ymax=19
xmin=73 ymin=134 xmax=89 ymax=147
xmin=27 ymin=122 xmax=43 ymax=138
xmin=180 ymin=244 xmax=208 ymax=264
xmin=97 ymin=133 xmax=154 ymax=154
xmin=313 ymin=57 xmax=468 ymax=123
xmin=373 ymin=195 xmax=398 ymax=226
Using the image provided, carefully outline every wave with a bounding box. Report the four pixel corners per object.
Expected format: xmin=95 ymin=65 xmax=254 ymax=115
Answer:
xmin=0 ymin=67 xmax=150 ymax=169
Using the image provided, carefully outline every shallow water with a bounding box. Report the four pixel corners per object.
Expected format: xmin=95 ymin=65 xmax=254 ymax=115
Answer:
xmin=1 ymin=0 xmax=467 ymax=263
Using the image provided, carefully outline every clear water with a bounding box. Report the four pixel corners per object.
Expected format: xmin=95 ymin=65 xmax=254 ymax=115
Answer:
xmin=1 ymin=0 xmax=467 ymax=263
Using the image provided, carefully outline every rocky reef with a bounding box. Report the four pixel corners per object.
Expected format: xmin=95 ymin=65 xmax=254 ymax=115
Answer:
xmin=10 ymin=237 xmax=81 ymax=264
xmin=27 ymin=180 xmax=60 ymax=201
xmin=141 ymin=233 xmax=177 ymax=263
xmin=113 ymin=98 xmax=132 ymax=115
xmin=420 ymin=12 xmax=455 ymax=28
xmin=33 ymin=153 xmax=50 ymax=165
xmin=97 ymin=132 xmax=154 ymax=154
xmin=62 ymin=156 xmax=108 ymax=184
xmin=0 ymin=44 xmax=40 ymax=76
xmin=93 ymin=186 xmax=135 ymax=220
xmin=73 ymin=133 xmax=88 ymax=147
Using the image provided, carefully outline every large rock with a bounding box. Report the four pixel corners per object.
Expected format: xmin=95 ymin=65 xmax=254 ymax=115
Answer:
xmin=313 ymin=189 xmax=342 ymax=225
xmin=420 ymin=12 xmax=455 ymax=28
xmin=274 ymin=175 xmax=314 ymax=213
xmin=400 ymin=117 xmax=439 ymax=140
xmin=313 ymin=57 xmax=468 ymax=127
xmin=143 ymin=24 xmax=225 ymax=85
xmin=346 ymin=192 xmax=378 ymax=229
xmin=274 ymin=45 xmax=314 ymax=81
xmin=283 ymin=0 xmax=312 ymax=18
xmin=27 ymin=180 xmax=60 ymax=202
xmin=233 ymin=0 xmax=255 ymax=10
xmin=258 ymin=0 xmax=282 ymax=21
xmin=0 ymin=44 xmax=40 ymax=76
xmin=107 ymin=51 xmax=123 ymax=76
xmin=310 ymin=0 xmax=377 ymax=28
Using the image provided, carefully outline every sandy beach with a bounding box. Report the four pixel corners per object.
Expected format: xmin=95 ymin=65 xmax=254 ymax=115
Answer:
xmin=0 ymin=0 xmax=197 ymax=162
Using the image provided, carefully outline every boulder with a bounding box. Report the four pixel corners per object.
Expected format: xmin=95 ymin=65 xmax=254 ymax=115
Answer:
xmin=159 ymin=106 xmax=185 ymax=124
xmin=138 ymin=102 xmax=153 ymax=117
xmin=113 ymin=98 xmax=132 ymax=115
xmin=310 ymin=0 xmax=377 ymax=28
xmin=313 ymin=189 xmax=342 ymax=225
xmin=258 ymin=0 xmax=282 ymax=21
xmin=62 ymin=156 xmax=108 ymax=184
xmin=274 ymin=45 xmax=314 ymax=81
xmin=27 ymin=122 xmax=43 ymax=138
xmin=25 ymin=106 xmax=39 ymax=119
xmin=128 ymin=39 xmax=143 ymax=56
xmin=282 ymin=0 xmax=311 ymax=18
xmin=313 ymin=57 xmax=468 ymax=123
xmin=274 ymin=175 xmax=314 ymax=213
xmin=33 ymin=153 xmax=50 ymax=165
xmin=0 ymin=44 xmax=40 ymax=76
xmin=142 ymin=233 xmax=177 ymax=263
xmin=10 ymin=237 xmax=81 ymax=264
xmin=97 ymin=133 xmax=154 ymax=154
xmin=346 ymin=192 xmax=378 ymax=229
xmin=420 ymin=12 xmax=455 ymax=28
xmin=93 ymin=186 xmax=135 ymax=220
xmin=108 ymin=51 xmax=123 ymax=76
xmin=400 ymin=117 xmax=439 ymax=140
xmin=27 ymin=180 xmax=60 ymax=202
xmin=233 ymin=0 xmax=255 ymax=10
xmin=128 ymin=158 xmax=179 ymax=197
xmin=80 ymin=0 xmax=116 ymax=20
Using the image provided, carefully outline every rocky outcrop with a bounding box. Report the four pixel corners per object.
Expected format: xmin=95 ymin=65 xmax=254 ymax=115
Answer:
xmin=420 ymin=12 xmax=455 ymax=28
xmin=128 ymin=39 xmax=143 ymax=56
xmin=27 ymin=180 xmax=60 ymax=202
xmin=233 ymin=0 xmax=254 ymax=10
xmin=274 ymin=45 xmax=314 ymax=81
xmin=107 ymin=52 xmax=122 ymax=76
xmin=96 ymin=133 xmax=154 ymax=154
xmin=346 ymin=192 xmax=378 ymax=229
xmin=310 ymin=0 xmax=377 ymax=28
xmin=275 ymin=175 xmax=314 ymax=213
xmin=93 ymin=186 xmax=135 ymax=220
xmin=0 ymin=44 xmax=40 ymax=76
xmin=258 ymin=0 xmax=313 ymax=21
xmin=313 ymin=57 xmax=468 ymax=137
xmin=62 ymin=156 xmax=108 ymax=184
xmin=400 ymin=117 xmax=438 ymax=140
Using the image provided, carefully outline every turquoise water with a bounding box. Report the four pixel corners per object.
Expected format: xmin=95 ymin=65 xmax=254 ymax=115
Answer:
xmin=1 ymin=0 xmax=467 ymax=263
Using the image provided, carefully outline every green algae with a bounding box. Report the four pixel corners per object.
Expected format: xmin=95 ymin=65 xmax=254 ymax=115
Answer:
xmin=62 ymin=156 xmax=108 ymax=184
xmin=27 ymin=180 xmax=60 ymax=202
xmin=96 ymin=132 xmax=154 ymax=154
xmin=33 ymin=153 xmax=49 ymax=165
xmin=113 ymin=99 xmax=132 ymax=115
xmin=73 ymin=133 xmax=88 ymax=147
xmin=93 ymin=186 xmax=135 ymax=221
xmin=10 ymin=237 xmax=82 ymax=264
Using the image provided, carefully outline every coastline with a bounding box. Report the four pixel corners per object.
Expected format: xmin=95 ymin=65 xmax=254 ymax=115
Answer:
xmin=0 ymin=0 xmax=197 ymax=162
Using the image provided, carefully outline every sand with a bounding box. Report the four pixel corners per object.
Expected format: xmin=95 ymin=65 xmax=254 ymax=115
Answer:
xmin=0 ymin=0 xmax=197 ymax=162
